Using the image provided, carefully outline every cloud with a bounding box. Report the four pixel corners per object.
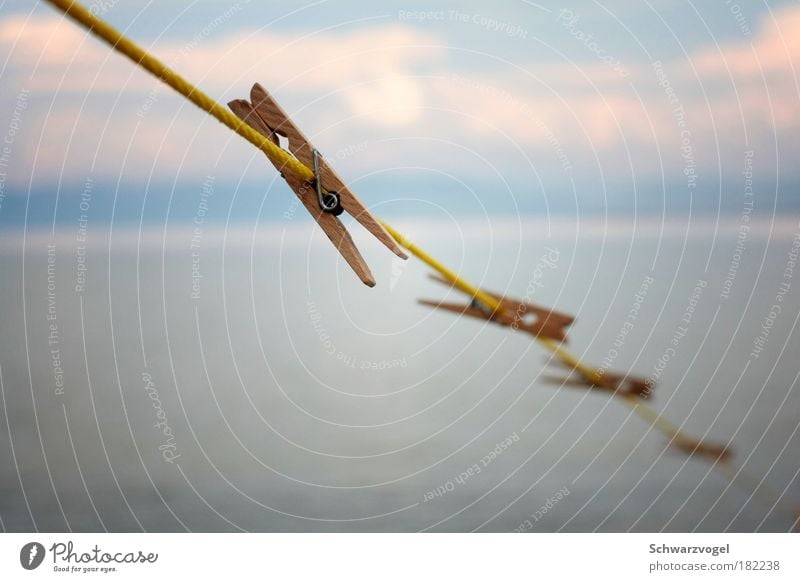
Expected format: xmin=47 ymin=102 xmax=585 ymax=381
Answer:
xmin=1 ymin=15 xmax=440 ymax=118
xmin=694 ymin=5 xmax=800 ymax=77
xmin=432 ymin=5 xmax=800 ymax=178
xmin=0 ymin=6 xmax=797 ymax=186
xmin=0 ymin=14 xmax=443 ymax=181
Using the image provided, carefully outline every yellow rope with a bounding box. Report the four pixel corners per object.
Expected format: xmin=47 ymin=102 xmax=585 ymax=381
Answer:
xmin=34 ymin=0 xmax=739 ymax=467
xmin=376 ymin=225 xmax=710 ymax=446
xmin=379 ymin=222 xmax=503 ymax=313
xmin=43 ymin=0 xmax=798 ymax=525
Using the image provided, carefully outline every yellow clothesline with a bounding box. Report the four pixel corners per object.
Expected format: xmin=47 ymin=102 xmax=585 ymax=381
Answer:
xmin=30 ymin=0 xmax=739 ymax=477
xmin=42 ymin=0 xmax=798 ymax=526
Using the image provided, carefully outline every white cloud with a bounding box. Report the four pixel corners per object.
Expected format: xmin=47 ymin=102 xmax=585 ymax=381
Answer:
xmin=1 ymin=7 xmax=797 ymax=184
xmin=694 ymin=6 xmax=800 ymax=77
xmin=0 ymin=15 xmax=443 ymax=181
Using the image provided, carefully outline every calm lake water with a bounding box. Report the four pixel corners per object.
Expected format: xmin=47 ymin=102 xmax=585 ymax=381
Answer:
xmin=1 ymin=215 xmax=798 ymax=532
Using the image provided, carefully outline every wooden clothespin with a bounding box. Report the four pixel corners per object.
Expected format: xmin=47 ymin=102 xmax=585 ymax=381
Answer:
xmin=671 ymin=438 xmax=731 ymax=462
xmin=542 ymin=358 xmax=651 ymax=398
xmin=228 ymin=83 xmax=407 ymax=286
xmin=544 ymin=361 xmax=730 ymax=460
xmin=418 ymin=274 xmax=574 ymax=342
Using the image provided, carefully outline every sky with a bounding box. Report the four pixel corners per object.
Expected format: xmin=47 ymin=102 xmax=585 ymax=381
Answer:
xmin=0 ymin=1 xmax=799 ymax=535
xmin=0 ymin=0 xmax=798 ymax=225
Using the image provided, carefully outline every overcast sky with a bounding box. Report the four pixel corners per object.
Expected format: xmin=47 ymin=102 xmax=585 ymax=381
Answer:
xmin=0 ymin=0 xmax=797 ymax=223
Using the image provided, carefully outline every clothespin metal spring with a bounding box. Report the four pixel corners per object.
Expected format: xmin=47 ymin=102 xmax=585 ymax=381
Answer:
xmin=312 ymin=149 xmax=343 ymax=215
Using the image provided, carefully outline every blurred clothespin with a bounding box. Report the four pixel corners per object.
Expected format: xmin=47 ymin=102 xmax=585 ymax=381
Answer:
xmin=544 ymin=359 xmax=731 ymax=460
xmin=542 ymin=358 xmax=651 ymax=398
xmin=671 ymin=438 xmax=731 ymax=462
xmin=228 ymin=83 xmax=407 ymax=286
xmin=419 ymin=274 xmax=574 ymax=342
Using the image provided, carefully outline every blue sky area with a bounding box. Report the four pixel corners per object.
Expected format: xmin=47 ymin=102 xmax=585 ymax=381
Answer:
xmin=0 ymin=0 xmax=797 ymax=226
